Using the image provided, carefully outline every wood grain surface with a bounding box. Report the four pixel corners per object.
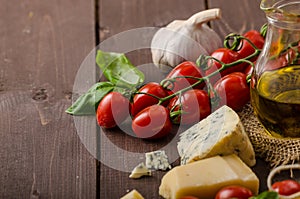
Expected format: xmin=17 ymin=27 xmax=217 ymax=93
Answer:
xmin=0 ymin=0 xmax=96 ymax=198
xmin=209 ymin=0 xmax=266 ymax=37
xmin=98 ymin=2 xmax=208 ymax=197
xmin=0 ymin=0 xmax=277 ymax=198
xmin=98 ymin=0 xmax=271 ymax=198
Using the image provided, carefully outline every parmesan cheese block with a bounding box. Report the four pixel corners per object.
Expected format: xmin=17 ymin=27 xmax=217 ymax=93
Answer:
xmin=177 ymin=105 xmax=256 ymax=166
xmin=159 ymin=154 xmax=259 ymax=199
xmin=120 ymin=189 xmax=145 ymax=199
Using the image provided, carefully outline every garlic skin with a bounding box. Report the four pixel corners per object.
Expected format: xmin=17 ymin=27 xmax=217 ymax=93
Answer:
xmin=151 ymin=8 xmax=222 ymax=72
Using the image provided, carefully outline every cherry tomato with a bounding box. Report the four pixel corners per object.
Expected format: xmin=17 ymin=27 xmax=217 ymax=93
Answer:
xmin=243 ymin=62 xmax=254 ymax=77
xmin=165 ymin=61 xmax=205 ymax=93
xmin=238 ymin=30 xmax=265 ymax=61
xmin=263 ymin=57 xmax=286 ymax=72
xmin=272 ymin=179 xmax=300 ymax=196
xmin=205 ymin=48 xmax=246 ymax=84
xmin=132 ymin=105 xmax=172 ymax=139
xmin=263 ymin=48 xmax=298 ymax=72
xmin=215 ymin=185 xmax=253 ymax=199
xmin=179 ymin=196 xmax=200 ymax=199
xmin=168 ymin=89 xmax=211 ymax=125
xmin=96 ymin=92 xmax=130 ymax=128
xmin=213 ymin=72 xmax=250 ymax=111
xmin=131 ymin=82 xmax=169 ymax=117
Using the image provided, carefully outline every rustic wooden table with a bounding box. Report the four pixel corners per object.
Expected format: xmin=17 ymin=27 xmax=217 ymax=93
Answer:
xmin=1 ymin=0 xmax=275 ymax=198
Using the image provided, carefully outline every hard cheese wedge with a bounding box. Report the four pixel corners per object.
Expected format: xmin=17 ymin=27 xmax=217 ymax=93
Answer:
xmin=120 ymin=189 xmax=144 ymax=199
xmin=129 ymin=163 xmax=151 ymax=179
xmin=159 ymin=154 xmax=259 ymax=199
xmin=177 ymin=105 xmax=256 ymax=166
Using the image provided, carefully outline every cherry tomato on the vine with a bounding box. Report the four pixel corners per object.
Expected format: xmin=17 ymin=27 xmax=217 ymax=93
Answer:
xmin=131 ymin=82 xmax=169 ymax=117
xmin=243 ymin=62 xmax=255 ymax=77
xmin=132 ymin=104 xmax=172 ymax=139
xmin=238 ymin=30 xmax=265 ymax=61
xmin=215 ymin=185 xmax=253 ymax=199
xmin=168 ymin=89 xmax=211 ymax=125
xmin=213 ymin=72 xmax=250 ymax=111
xmin=96 ymin=92 xmax=130 ymax=128
xmin=205 ymin=48 xmax=246 ymax=84
xmin=165 ymin=61 xmax=205 ymax=93
xmin=263 ymin=48 xmax=299 ymax=72
xmin=272 ymin=179 xmax=300 ymax=196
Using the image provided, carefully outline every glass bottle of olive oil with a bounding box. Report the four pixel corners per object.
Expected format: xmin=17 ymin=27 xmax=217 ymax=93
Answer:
xmin=251 ymin=0 xmax=300 ymax=138
xmin=251 ymin=65 xmax=300 ymax=138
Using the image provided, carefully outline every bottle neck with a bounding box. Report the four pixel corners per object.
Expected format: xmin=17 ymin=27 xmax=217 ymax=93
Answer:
xmin=262 ymin=0 xmax=300 ymax=29
xmin=267 ymin=15 xmax=300 ymax=30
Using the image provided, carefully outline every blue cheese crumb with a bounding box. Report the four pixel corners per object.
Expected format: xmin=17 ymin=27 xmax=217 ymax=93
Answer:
xmin=145 ymin=150 xmax=172 ymax=171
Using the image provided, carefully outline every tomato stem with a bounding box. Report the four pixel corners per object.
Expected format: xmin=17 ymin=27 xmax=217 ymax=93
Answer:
xmin=134 ymin=91 xmax=162 ymax=101
xmin=157 ymin=33 xmax=263 ymax=104
xmin=260 ymin=23 xmax=268 ymax=38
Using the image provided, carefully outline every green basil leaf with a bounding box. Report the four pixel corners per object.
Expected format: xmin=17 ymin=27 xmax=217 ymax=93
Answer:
xmin=96 ymin=50 xmax=145 ymax=88
xmin=249 ymin=191 xmax=279 ymax=199
xmin=65 ymin=82 xmax=114 ymax=115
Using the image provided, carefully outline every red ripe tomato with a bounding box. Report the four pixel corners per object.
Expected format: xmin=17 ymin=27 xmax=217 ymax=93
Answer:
xmin=131 ymin=82 xmax=169 ymax=117
xmin=238 ymin=30 xmax=265 ymax=60
xmin=213 ymin=72 xmax=250 ymax=111
xmin=215 ymin=185 xmax=253 ymax=199
xmin=132 ymin=105 xmax=172 ymax=139
xmin=205 ymin=48 xmax=246 ymax=84
xmin=179 ymin=196 xmax=200 ymax=199
xmin=263 ymin=57 xmax=286 ymax=72
xmin=165 ymin=61 xmax=205 ymax=93
xmin=96 ymin=92 xmax=130 ymax=128
xmin=243 ymin=62 xmax=254 ymax=77
xmin=272 ymin=179 xmax=300 ymax=196
xmin=263 ymin=48 xmax=298 ymax=72
xmin=168 ymin=89 xmax=211 ymax=125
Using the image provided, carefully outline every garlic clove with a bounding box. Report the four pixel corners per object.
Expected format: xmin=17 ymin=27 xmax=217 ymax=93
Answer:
xmin=151 ymin=27 xmax=209 ymax=73
xmin=166 ymin=20 xmax=185 ymax=29
xmin=151 ymin=8 xmax=222 ymax=71
xmin=190 ymin=23 xmax=223 ymax=57
xmin=185 ymin=8 xmax=221 ymax=27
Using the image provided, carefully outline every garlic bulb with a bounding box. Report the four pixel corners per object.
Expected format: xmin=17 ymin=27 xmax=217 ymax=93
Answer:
xmin=151 ymin=8 xmax=222 ymax=72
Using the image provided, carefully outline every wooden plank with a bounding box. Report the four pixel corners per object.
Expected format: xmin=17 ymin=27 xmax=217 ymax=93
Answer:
xmin=208 ymin=0 xmax=267 ymax=37
xmin=98 ymin=0 xmax=207 ymax=198
xmin=0 ymin=0 xmax=96 ymax=198
xmin=99 ymin=0 xmax=208 ymax=67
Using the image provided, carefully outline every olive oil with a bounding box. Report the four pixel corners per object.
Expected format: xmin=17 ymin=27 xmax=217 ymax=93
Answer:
xmin=251 ymin=65 xmax=300 ymax=138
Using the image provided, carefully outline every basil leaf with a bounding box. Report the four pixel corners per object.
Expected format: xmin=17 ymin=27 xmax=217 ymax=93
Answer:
xmin=250 ymin=191 xmax=279 ymax=199
xmin=65 ymin=82 xmax=114 ymax=115
xmin=96 ymin=50 xmax=145 ymax=88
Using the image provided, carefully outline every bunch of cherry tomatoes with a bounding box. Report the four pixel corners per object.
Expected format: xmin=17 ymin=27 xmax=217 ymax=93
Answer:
xmin=96 ymin=29 xmax=265 ymax=139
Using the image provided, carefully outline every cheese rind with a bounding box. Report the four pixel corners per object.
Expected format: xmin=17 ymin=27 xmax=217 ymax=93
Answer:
xmin=177 ymin=105 xmax=256 ymax=166
xmin=120 ymin=189 xmax=144 ymax=199
xmin=159 ymin=154 xmax=259 ymax=199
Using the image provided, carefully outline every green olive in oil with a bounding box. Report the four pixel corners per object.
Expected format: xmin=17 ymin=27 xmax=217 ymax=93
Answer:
xmin=250 ymin=65 xmax=300 ymax=138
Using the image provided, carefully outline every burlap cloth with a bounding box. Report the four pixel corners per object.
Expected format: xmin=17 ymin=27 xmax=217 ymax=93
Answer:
xmin=238 ymin=103 xmax=300 ymax=167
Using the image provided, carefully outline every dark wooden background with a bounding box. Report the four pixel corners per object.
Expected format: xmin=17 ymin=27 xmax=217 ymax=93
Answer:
xmin=0 ymin=0 xmax=271 ymax=198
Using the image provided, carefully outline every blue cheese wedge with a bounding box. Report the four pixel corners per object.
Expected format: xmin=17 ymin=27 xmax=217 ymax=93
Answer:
xmin=129 ymin=163 xmax=151 ymax=179
xmin=145 ymin=150 xmax=172 ymax=171
xmin=177 ymin=105 xmax=256 ymax=166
